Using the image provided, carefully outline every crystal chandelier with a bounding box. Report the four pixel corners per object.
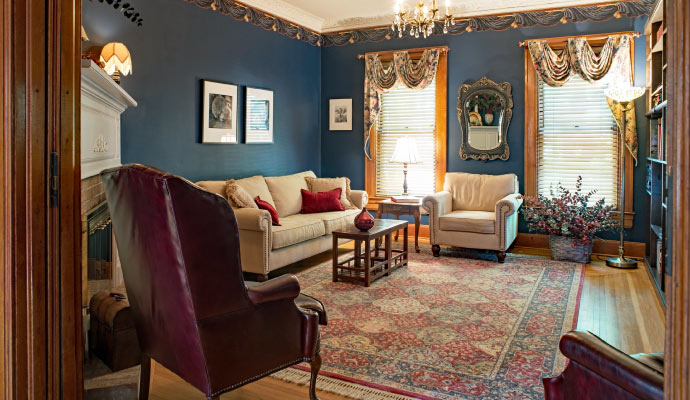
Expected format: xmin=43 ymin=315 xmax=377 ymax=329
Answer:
xmin=393 ymin=0 xmax=454 ymax=39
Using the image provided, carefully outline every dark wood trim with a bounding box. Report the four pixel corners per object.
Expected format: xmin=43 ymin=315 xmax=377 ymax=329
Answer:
xmin=666 ymin=0 xmax=690 ymax=396
xmin=514 ymin=233 xmax=645 ymax=259
xmin=523 ymin=34 xmax=635 ymax=228
xmin=1 ymin=0 xmax=82 ymax=398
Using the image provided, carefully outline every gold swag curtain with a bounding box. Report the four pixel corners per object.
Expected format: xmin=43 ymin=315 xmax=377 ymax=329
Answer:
xmin=527 ymin=34 xmax=639 ymax=164
xmin=363 ymin=49 xmax=440 ymax=159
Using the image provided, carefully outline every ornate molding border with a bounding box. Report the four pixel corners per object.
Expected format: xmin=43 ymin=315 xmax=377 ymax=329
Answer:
xmin=186 ymin=0 xmax=653 ymax=47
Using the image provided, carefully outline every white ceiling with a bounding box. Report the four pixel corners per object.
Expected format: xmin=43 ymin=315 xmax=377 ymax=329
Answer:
xmin=240 ymin=0 xmax=619 ymax=33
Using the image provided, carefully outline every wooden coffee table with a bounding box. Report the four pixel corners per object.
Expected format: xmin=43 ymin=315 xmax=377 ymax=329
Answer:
xmin=332 ymin=219 xmax=408 ymax=287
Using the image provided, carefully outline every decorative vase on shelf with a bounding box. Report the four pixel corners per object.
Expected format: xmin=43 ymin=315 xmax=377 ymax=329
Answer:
xmin=484 ymin=112 xmax=494 ymax=125
xmin=354 ymin=207 xmax=375 ymax=231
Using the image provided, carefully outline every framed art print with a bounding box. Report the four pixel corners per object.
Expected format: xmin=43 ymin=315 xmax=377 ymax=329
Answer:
xmin=329 ymin=98 xmax=352 ymax=131
xmin=245 ymin=87 xmax=274 ymax=143
xmin=202 ymin=80 xmax=238 ymax=143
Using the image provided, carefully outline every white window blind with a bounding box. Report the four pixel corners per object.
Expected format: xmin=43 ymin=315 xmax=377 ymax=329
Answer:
xmin=538 ymin=75 xmax=619 ymax=206
xmin=376 ymin=78 xmax=437 ymax=197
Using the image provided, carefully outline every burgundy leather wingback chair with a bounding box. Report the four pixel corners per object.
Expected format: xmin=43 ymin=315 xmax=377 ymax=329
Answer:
xmin=543 ymin=331 xmax=663 ymax=400
xmin=101 ymin=164 xmax=327 ymax=400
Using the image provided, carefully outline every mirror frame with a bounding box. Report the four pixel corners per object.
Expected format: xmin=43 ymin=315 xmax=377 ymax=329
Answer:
xmin=457 ymin=77 xmax=513 ymax=161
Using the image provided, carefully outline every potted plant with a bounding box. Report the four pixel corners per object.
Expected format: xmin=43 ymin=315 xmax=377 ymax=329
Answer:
xmin=520 ymin=176 xmax=618 ymax=263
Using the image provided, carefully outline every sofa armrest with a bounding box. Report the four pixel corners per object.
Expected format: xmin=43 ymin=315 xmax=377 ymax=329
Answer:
xmin=422 ymin=191 xmax=452 ymax=220
xmin=495 ymin=193 xmax=523 ymax=218
xmin=233 ymin=208 xmax=272 ymax=232
xmin=246 ymin=274 xmax=301 ymax=305
xmin=350 ymin=190 xmax=368 ymax=209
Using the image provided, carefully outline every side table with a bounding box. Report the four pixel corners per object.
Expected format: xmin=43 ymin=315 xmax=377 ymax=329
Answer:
xmin=376 ymin=199 xmax=424 ymax=253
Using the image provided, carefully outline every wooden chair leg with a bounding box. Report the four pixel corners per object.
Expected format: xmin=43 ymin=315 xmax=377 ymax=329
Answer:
xmin=309 ymin=353 xmax=322 ymax=400
xmin=497 ymin=251 xmax=506 ymax=263
xmin=138 ymin=356 xmax=151 ymax=400
xmin=432 ymin=245 xmax=441 ymax=257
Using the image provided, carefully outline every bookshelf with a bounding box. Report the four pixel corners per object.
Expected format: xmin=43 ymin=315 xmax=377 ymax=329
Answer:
xmin=644 ymin=0 xmax=668 ymax=305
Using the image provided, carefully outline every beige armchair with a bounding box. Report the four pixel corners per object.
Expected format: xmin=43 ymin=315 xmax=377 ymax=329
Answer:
xmin=422 ymin=172 xmax=522 ymax=262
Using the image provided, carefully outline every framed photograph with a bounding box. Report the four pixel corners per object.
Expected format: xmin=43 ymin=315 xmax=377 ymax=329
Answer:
xmin=245 ymin=87 xmax=274 ymax=143
xmin=202 ymin=80 xmax=238 ymax=143
xmin=330 ymin=98 xmax=352 ymax=131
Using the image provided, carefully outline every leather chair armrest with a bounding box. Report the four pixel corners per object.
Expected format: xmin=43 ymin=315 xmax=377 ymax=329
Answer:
xmin=246 ymin=274 xmax=301 ymax=305
xmin=350 ymin=190 xmax=368 ymax=209
xmin=555 ymin=331 xmax=664 ymax=399
xmin=422 ymin=191 xmax=452 ymax=220
xmin=233 ymin=208 xmax=271 ymax=232
xmin=495 ymin=193 xmax=523 ymax=218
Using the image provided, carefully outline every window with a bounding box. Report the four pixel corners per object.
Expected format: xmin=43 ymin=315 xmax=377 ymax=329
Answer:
xmin=375 ymin=78 xmax=437 ymax=197
xmin=365 ymin=50 xmax=447 ymax=204
xmin=537 ymin=75 xmax=619 ymax=206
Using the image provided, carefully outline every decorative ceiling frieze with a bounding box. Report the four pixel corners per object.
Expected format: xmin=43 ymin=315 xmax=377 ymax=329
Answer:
xmin=185 ymin=0 xmax=654 ymax=47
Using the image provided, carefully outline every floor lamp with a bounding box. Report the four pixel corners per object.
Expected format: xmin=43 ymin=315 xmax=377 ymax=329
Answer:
xmin=604 ymin=85 xmax=646 ymax=269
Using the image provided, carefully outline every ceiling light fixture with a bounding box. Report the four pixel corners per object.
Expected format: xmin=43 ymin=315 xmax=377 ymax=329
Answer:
xmin=393 ymin=0 xmax=454 ymax=39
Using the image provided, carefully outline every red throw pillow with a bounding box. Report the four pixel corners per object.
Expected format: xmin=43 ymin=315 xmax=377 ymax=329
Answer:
xmin=301 ymin=188 xmax=345 ymax=214
xmin=254 ymin=196 xmax=281 ymax=226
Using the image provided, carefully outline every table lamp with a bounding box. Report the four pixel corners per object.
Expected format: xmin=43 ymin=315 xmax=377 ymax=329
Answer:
xmin=604 ymin=84 xmax=646 ymax=269
xmin=100 ymin=42 xmax=132 ymax=84
xmin=391 ymin=137 xmax=420 ymax=196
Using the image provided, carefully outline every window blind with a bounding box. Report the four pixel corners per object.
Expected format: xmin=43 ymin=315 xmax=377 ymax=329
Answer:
xmin=376 ymin=78 xmax=437 ymax=197
xmin=537 ymin=75 xmax=619 ymax=206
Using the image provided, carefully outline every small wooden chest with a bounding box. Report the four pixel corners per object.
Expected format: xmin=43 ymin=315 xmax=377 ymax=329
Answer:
xmin=89 ymin=290 xmax=142 ymax=371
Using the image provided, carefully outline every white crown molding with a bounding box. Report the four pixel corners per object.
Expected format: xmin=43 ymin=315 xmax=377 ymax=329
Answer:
xmin=238 ymin=0 xmax=325 ymax=32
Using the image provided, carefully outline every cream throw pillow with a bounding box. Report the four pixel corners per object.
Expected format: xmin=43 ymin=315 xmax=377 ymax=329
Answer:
xmin=234 ymin=175 xmax=276 ymax=209
xmin=265 ymin=171 xmax=316 ymax=218
xmin=225 ymin=179 xmax=258 ymax=209
xmin=305 ymin=177 xmax=357 ymax=209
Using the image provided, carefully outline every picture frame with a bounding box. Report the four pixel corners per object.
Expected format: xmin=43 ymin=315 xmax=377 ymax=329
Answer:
xmin=245 ymin=87 xmax=274 ymax=144
xmin=202 ymin=80 xmax=239 ymax=143
xmin=329 ymin=98 xmax=352 ymax=131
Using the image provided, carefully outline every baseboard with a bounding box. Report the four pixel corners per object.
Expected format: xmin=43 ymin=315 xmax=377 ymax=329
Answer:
xmin=515 ymin=233 xmax=646 ymax=259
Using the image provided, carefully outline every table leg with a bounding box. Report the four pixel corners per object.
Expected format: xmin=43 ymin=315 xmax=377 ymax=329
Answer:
xmin=332 ymin=235 xmax=338 ymax=282
xmin=375 ymin=207 xmax=383 ymax=258
xmin=414 ymin=208 xmax=421 ymax=253
xmin=394 ymin=214 xmax=400 ymax=241
xmin=403 ymin=225 xmax=409 ymax=267
xmin=354 ymin=239 xmax=361 ymax=268
xmin=364 ymin=239 xmax=371 ymax=287
xmin=385 ymin=233 xmax=392 ymax=276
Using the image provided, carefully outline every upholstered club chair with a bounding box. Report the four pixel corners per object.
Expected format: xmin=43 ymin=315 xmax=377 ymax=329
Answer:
xmin=543 ymin=331 xmax=663 ymax=400
xmin=422 ymin=172 xmax=522 ymax=262
xmin=101 ymin=164 xmax=327 ymax=400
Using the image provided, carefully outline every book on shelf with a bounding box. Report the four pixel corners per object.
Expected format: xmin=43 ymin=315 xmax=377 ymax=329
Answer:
xmin=656 ymin=239 xmax=663 ymax=277
xmin=650 ymin=124 xmax=659 ymax=159
xmin=390 ymin=195 xmax=422 ymax=204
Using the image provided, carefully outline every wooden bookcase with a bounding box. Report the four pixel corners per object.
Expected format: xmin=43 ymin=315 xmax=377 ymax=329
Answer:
xmin=644 ymin=0 xmax=668 ymax=305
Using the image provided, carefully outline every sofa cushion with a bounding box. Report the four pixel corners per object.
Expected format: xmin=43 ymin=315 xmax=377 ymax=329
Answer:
xmin=443 ymin=173 xmax=517 ymax=212
xmin=307 ymin=208 xmax=361 ymax=234
xmin=265 ymin=171 xmax=317 ymax=218
xmin=301 ymin=188 xmax=345 ymax=214
xmin=225 ymin=180 xmax=258 ymax=209
xmin=439 ymin=210 xmax=496 ymax=234
xmin=195 ymin=181 xmax=227 ymax=198
xmin=305 ymin=177 xmax=357 ymax=209
xmin=271 ymin=214 xmax=326 ymax=250
xmin=234 ymin=175 xmax=276 ymax=210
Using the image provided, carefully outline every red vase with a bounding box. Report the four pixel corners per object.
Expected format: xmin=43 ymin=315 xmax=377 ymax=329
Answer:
xmin=354 ymin=207 xmax=375 ymax=231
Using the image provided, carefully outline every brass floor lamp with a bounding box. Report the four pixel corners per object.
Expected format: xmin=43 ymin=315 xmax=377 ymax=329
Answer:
xmin=604 ymin=85 xmax=646 ymax=269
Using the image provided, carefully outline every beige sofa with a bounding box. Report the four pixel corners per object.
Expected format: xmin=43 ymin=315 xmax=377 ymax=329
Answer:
xmin=422 ymin=172 xmax=522 ymax=262
xmin=196 ymin=171 xmax=368 ymax=279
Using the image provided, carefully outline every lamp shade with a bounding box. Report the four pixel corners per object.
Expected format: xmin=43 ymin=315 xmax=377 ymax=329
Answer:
xmin=605 ymin=85 xmax=645 ymax=104
xmin=391 ymin=137 xmax=420 ymax=164
xmin=99 ymin=42 xmax=132 ymax=76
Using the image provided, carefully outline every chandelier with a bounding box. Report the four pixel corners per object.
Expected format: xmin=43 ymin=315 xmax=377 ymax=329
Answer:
xmin=393 ymin=0 xmax=455 ymax=39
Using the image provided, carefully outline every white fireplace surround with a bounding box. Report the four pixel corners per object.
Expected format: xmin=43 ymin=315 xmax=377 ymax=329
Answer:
xmin=81 ymin=59 xmax=137 ymax=179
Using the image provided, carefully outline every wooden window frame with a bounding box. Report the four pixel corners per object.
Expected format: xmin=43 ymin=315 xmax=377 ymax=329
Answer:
xmin=524 ymin=33 xmax=635 ymax=228
xmin=365 ymin=49 xmax=448 ymax=209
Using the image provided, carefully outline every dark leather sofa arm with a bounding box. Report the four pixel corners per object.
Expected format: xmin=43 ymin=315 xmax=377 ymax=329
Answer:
xmin=246 ymin=274 xmax=301 ymax=305
xmin=544 ymin=330 xmax=663 ymax=400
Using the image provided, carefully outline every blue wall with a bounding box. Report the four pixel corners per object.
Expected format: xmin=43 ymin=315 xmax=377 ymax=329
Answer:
xmin=320 ymin=17 xmax=649 ymax=242
xmin=82 ymin=0 xmax=322 ymax=182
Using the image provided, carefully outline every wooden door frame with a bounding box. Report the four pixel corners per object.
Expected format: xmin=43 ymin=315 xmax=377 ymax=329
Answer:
xmin=1 ymin=0 xmax=82 ymax=399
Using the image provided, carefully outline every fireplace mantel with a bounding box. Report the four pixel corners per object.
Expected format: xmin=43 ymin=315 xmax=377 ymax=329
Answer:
xmin=81 ymin=59 xmax=137 ymax=178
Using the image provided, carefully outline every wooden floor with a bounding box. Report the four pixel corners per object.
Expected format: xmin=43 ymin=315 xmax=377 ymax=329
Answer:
xmin=143 ymin=240 xmax=665 ymax=400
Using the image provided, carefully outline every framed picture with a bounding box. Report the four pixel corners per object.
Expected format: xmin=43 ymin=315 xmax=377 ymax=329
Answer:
xmin=245 ymin=87 xmax=274 ymax=143
xmin=202 ymin=80 xmax=238 ymax=143
xmin=329 ymin=98 xmax=352 ymax=131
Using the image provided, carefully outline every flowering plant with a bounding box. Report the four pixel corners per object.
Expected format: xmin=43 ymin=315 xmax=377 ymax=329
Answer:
xmin=520 ymin=176 xmax=618 ymax=245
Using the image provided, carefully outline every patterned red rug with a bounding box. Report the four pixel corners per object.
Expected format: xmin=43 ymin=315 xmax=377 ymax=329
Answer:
xmin=285 ymin=248 xmax=584 ymax=400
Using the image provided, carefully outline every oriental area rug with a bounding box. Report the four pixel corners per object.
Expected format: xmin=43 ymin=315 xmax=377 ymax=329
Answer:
xmin=273 ymin=248 xmax=584 ymax=400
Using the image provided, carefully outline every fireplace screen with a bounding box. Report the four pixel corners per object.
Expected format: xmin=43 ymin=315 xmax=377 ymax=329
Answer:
xmin=86 ymin=203 xmax=112 ymax=280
